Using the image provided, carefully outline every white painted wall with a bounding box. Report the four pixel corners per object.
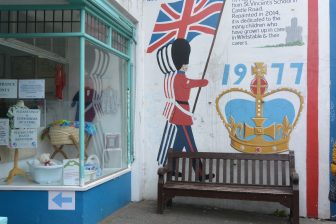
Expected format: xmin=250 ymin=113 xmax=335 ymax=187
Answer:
xmin=108 ymin=0 xmax=146 ymax=202
xmin=112 ymin=0 xmax=332 ymax=219
xmin=318 ymin=1 xmax=331 ymax=219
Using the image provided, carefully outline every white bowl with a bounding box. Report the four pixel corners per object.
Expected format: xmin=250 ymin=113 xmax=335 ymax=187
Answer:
xmin=28 ymin=159 xmax=63 ymax=184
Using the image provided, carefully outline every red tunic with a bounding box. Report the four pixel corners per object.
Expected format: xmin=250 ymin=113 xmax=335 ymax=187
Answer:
xmin=169 ymin=72 xmax=208 ymax=125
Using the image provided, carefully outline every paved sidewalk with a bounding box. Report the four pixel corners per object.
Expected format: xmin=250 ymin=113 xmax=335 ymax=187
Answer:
xmin=101 ymin=200 xmax=333 ymax=224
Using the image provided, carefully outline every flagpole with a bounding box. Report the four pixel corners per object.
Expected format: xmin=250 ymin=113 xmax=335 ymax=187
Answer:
xmin=192 ymin=1 xmax=226 ymax=113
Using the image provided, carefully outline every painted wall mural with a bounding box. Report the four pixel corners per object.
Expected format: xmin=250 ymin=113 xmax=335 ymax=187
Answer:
xmin=147 ymin=0 xmax=225 ymax=165
xmin=216 ymin=62 xmax=304 ymax=154
xmin=146 ymin=0 xmax=306 ymax=161
xmin=143 ymin=0 xmax=328 ymax=218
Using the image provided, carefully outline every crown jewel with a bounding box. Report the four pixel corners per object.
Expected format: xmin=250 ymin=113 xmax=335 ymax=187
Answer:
xmin=216 ymin=62 xmax=304 ymax=154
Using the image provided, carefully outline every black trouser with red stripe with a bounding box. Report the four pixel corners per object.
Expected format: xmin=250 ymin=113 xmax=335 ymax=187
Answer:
xmin=171 ymin=125 xmax=203 ymax=177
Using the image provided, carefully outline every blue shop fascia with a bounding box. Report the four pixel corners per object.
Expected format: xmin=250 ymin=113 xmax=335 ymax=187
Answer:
xmin=0 ymin=1 xmax=136 ymax=223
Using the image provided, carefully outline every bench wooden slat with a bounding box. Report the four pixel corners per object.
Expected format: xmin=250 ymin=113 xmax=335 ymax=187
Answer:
xmin=223 ymin=159 xmax=227 ymax=183
xmin=188 ymin=158 xmax=192 ymax=182
xmin=175 ymin=157 xmax=179 ymax=181
xmin=282 ymin=160 xmax=286 ymax=186
xmin=182 ymin=157 xmax=186 ymax=181
xmin=259 ymin=160 xmax=263 ymax=185
xmin=237 ymin=159 xmax=241 ymax=184
xmin=244 ymin=160 xmax=248 ymax=184
xmin=267 ymin=160 xmax=271 ymax=185
xmin=216 ymin=158 xmax=220 ymax=183
xmin=195 ymin=159 xmax=200 ymax=182
xmin=163 ymin=182 xmax=293 ymax=195
xmin=230 ymin=159 xmax=234 ymax=183
xmin=202 ymin=158 xmax=206 ymax=183
xmin=252 ymin=160 xmax=256 ymax=185
xmin=274 ymin=160 xmax=278 ymax=185
xmin=209 ymin=158 xmax=213 ymax=183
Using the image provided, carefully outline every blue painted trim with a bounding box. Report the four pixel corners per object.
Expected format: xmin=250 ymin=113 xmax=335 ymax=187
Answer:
xmin=128 ymin=40 xmax=135 ymax=163
xmin=0 ymin=172 xmax=131 ymax=224
xmin=82 ymin=172 xmax=131 ymax=224
xmin=79 ymin=9 xmax=86 ymax=185
xmin=330 ymin=0 xmax=336 ymax=219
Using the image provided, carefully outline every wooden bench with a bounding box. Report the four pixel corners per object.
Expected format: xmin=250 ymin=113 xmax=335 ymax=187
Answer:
xmin=157 ymin=150 xmax=299 ymax=224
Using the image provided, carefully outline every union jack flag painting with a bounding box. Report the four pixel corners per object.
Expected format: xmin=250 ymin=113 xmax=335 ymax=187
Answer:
xmin=147 ymin=0 xmax=225 ymax=53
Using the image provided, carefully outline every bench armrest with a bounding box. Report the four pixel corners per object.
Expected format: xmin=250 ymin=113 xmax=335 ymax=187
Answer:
xmin=157 ymin=166 xmax=169 ymax=176
xmin=290 ymin=171 xmax=299 ymax=190
xmin=158 ymin=166 xmax=170 ymax=185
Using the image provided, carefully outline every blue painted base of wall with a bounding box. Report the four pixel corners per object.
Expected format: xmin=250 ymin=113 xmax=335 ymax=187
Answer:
xmin=0 ymin=172 xmax=131 ymax=224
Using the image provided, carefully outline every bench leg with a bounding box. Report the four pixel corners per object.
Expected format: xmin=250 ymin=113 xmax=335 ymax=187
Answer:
xmin=157 ymin=196 xmax=164 ymax=214
xmin=291 ymin=191 xmax=299 ymax=224
xmin=157 ymin=188 xmax=164 ymax=214
xmin=166 ymin=198 xmax=173 ymax=207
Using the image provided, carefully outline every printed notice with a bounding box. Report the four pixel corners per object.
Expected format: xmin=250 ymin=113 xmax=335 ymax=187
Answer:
xmin=19 ymin=79 xmax=45 ymax=99
xmin=231 ymin=0 xmax=303 ymax=47
xmin=10 ymin=129 xmax=37 ymax=149
xmin=63 ymin=159 xmax=80 ymax=185
xmin=0 ymin=119 xmax=9 ymax=146
xmin=13 ymin=109 xmax=41 ymax=128
xmin=0 ymin=79 xmax=17 ymax=98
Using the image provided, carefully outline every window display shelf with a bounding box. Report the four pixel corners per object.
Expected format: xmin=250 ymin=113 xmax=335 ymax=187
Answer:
xmin=0 ymin=167 xmax=130 ymax=191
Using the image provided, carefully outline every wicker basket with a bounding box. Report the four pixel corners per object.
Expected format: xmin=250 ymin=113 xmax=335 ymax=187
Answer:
xmin=49 ymin=126 xmax=79 ymax=145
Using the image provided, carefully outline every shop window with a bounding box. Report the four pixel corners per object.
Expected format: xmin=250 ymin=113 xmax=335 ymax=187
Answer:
xmin=84 ymin=41 xmax=128 ymax=177
xmin=0 ymin=36 xmax=130 ymax=186
xmin=0 ymin=37 xmax=79 ymax=186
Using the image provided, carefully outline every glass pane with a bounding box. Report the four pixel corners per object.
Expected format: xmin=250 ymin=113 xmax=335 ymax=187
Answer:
xmin=1 ymin=11 xmax=9 ymax=22
xmin=36 ymin=22 xmax=44 ymax=33
xmin=19 ymin=38 xmax=34 ymax=45
xmin=9 ymin=23 xmax=17 ymax=33
xmin=27 ymin=23 xmax=35 ymax=33
xmin=0 ymin=23 xmax=8 ymax=33
xmin=18 ymin=22 xmax=26 ymax=33
xmin=72 ymin=22 xmax=80 ymax=32
xmin=0 ymin=37 xmax=81 ymax=187
xmin=54 ymin=10 xmax=62 ymax=22
xmin=10 ymin=11 xmax=17 ymax=22
xmin=45 ymin=22 xmax=53 ymax=33
xmin=36 ymin=10 xmax=44 ymax=22
xmin=63 ymin=22 xmax=71 ymax=32
xmin=45 ymin=10 xmax=53 ymax=22
xmin=53 ymin=38 xmax=66 ymax=58
xmin=27 ymin=10 xmax=35 ymax=22
xmin=72 ymin=10 xmax=80 ymax=22
xmin=84 ymin=41 xmax=129 ymax=184
xmin=112 ymin=30 xmax=128 ymax=54
xmin=18 ymin=11 xmax=26 ymax=22
xmin=35 ymin=38 xmax=51 ymax=51
xmin=54 ymin=22 xmax=62 ymax=32
xmin=63 ymin=10 xmax=71 ymax=21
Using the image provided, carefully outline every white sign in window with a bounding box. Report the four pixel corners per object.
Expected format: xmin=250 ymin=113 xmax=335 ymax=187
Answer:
xmin=0 ymin=119 xmax=9 ymax=146
xmin=14 ymin=109 xmax=41 ymax=128
xmin=0 ymin=79 xmax=17 ymax=98
xmin=10 ymin=129 xmax=37 ymax=149
xmin=19 ymin=79 xmax=45 ymax=99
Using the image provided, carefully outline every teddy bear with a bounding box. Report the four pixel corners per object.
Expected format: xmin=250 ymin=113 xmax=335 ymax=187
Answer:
xmin=39 ymin=153 xmax=52 ymax=166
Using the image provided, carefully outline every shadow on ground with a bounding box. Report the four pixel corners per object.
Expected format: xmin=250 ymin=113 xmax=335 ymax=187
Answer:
xmin=101 ymin=200 xmax=332 ymax=224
